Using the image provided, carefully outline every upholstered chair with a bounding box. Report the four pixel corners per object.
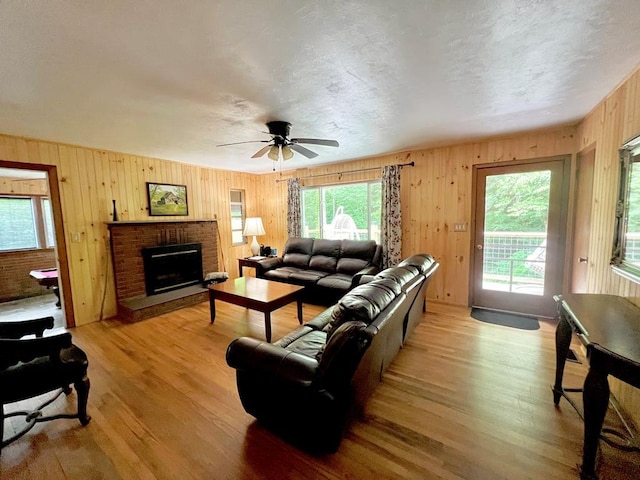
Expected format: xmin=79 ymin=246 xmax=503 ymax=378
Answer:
xmin=0 ymin=316 xmax=90 ymax=453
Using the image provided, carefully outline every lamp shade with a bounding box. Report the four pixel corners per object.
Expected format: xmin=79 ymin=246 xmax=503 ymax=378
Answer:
xmin=243 ymin=217 xmax=266 ymax=256
xmin=281 ymin=145 xmax=294 ymax=160
xmin=243 ymin=217 xmax=266 ymax=236
xmin=267 ymin=145 xmax=280 ymax=161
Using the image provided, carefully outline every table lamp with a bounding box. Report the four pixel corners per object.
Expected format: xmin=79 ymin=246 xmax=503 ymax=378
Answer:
xmin=243 ymin=217 xmax=266 ymax=256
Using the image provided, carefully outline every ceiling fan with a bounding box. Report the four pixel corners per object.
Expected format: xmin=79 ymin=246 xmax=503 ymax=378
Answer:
xmin=216 ymin=121 xmax=339 ymax=161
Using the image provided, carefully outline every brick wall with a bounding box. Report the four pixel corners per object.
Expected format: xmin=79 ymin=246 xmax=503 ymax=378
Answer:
xmin=0 ymin=249 xmax=56 ymax=302
xmin=108 ymin=221 xmax=218 ymax=301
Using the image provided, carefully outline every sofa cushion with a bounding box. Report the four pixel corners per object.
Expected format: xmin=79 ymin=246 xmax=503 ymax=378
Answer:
xmin=305 ymin=306 xmax=334 ymax=330
xmin=283 ymin=253 xmax=311 ymax=269
xmin=285 ymin=237 xmax=314 ymax=254
xmin=285 ymin=330 xmax=327 ymax=358
xmin=263 ymin=267 xmax=298 ymax=282
xmin=274 ymin=325 xmax=315 ymax=348
xmin=315 ymin=321 xmax=371 ymax=390
xmin=316 ymin=273 xmax=353 ymax=292
xmin=289 ymin=270 xmax=330 ymax=286
xmin=309 ymin=255 xmax=338 ymax=273
xmin=336 ymin=239 xmax=378 ymax=274
xmin=282 ymin=238 xmax=314 ymax=269
xmin=324 ymin=278 xmax=401 ymax=339
xmin=398 ymin=254 xmax=434 ymax=274
xmin=374 ymin=266 xmax=417 ymax=289
xmin=312 ymin=239 xmax=341 ymax=257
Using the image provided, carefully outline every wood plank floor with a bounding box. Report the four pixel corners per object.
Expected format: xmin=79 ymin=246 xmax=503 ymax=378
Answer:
xmin=1 ymin=300 xmax=639 ymax=479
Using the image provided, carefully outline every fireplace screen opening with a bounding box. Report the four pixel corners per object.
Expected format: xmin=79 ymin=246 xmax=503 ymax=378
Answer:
xmin=142 ymin=243 xmax=203 ymax=296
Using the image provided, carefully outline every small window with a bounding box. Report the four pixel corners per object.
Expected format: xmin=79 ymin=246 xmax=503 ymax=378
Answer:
xmin=230 ymin=189 xmax=246 ymax=245
xmin=0 ymin=197 xmax=38 ymax=251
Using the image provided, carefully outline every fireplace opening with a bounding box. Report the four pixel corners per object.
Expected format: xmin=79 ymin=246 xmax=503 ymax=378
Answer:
xmin=142 ymin=243 xmax=203 ymax=296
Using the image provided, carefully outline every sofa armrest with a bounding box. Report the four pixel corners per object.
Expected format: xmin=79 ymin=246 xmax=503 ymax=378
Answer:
xmin=255 ymin=257 xmax=283 ymax=276
xmin=351 ymin=265 xmax=381 ymax=288
xmin=226 ymin=337 xmax=319 ymax=386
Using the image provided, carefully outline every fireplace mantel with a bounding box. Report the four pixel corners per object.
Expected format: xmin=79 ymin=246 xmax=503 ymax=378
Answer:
xmin=107 ymin=219 xmax=217 ymax=226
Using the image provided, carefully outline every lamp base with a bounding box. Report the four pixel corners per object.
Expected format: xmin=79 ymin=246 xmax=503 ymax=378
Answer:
xmin=250 ymin=236 xmax=260 ymax=256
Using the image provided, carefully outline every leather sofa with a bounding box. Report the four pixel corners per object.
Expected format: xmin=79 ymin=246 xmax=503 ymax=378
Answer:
xmin=255 ymin=237 xmax=383 ymax=305
xmin=226 ymin=254 xmax=439 ymax=452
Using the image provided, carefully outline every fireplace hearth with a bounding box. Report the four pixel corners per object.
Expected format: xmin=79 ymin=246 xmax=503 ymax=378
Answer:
xmin=142 ymin=242 xmax=203 ymax=296
xmin=108 ymin=220 xmax=218 ymax=322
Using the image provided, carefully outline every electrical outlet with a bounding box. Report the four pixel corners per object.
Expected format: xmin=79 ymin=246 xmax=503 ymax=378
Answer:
xmin=71 ymin=232 xmax=81 ymax=243
xmin=453 ymin=223 xmax=467 ymax=232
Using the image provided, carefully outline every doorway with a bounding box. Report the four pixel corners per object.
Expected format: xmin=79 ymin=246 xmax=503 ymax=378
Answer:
xmin=0 ymin=161 xmax=74 ymax=327
xmin=471 ymin=156 xmax=570 ymax=318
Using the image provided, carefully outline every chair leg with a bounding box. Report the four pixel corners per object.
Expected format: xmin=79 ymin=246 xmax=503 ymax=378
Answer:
xmin=74 ymin=375 xmax=91 ymax=426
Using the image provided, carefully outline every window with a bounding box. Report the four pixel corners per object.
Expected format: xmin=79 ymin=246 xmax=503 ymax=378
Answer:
xmin=230 ymin=189 xmax=246 ymax=245
xmin=42 ymin=198 xmax=55 ymax=247
xmin=301 ymin=181 xmax=382 ymax=242
xmin=612 ymin=133 xmax=640 ymax=282
xmin=0 ymin=195 xmax=55 ymax=251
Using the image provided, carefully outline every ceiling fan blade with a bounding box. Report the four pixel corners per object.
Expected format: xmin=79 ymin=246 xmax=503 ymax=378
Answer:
xmin=251 ymin=145 xmax=272 ymax=158
xmin=290 ymin=143 xmax=319 ymax=159
xmin=216 ymin=140 xmax=269 ymax=147
xmin=290 ymin=138 xmax=339 ymax=147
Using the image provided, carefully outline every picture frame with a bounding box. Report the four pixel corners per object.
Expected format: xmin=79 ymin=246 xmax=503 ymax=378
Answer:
xmin=146 ymin=182 xmax=189 ymax=216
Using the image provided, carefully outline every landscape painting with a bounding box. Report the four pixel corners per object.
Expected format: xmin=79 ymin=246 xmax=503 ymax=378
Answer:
xmin=147 ymin=182 xmax=188 ymax=216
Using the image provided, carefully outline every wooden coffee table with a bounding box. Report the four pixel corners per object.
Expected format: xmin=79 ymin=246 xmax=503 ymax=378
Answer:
xmin=208 ymin=277 xmax=304 ymax=342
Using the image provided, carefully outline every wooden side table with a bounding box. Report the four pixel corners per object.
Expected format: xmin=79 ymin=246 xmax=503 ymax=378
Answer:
xmin=238 ymin=257 xmax=265 ymax=277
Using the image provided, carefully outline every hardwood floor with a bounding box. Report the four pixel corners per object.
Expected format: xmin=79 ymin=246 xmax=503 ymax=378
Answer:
xmin=1 ymin=300 xmax=638 ymax=479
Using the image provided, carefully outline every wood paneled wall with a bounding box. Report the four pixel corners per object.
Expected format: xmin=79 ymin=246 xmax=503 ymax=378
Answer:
xmin=0 ymin=137 xmax=258 ymax=326
xmin=0 ymin=176 xmax=48 ymax=195
xmin=256 ymin=128 xmax=578 ymax=306
xmin=576 ymin=65 xmax=640 ymax=424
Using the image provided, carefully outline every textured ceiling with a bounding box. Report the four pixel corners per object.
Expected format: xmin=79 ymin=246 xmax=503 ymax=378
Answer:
xmin=1 ymin=1 xmax=640 ymax=174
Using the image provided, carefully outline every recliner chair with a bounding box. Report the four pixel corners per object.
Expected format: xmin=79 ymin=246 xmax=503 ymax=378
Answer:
xmin=0 ymin=316 xmax=90 ymax=453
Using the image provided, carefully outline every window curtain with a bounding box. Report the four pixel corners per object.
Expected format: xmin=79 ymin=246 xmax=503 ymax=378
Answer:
xmin=287 ymin=178 xmax=302 ymax=238
xmin=381 ymin=165 xmax=402 ymax=268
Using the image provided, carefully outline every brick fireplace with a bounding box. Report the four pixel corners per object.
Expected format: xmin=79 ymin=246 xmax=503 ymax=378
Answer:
xmin=108 ymin=220 xmax=218 ymax=321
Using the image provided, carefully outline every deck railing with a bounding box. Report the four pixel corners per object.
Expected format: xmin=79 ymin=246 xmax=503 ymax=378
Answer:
xmin=482 ymin=232 xmax=546 ymax=294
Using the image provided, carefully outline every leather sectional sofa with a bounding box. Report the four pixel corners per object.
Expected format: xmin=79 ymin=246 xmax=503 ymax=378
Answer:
xmin=255 ymin=237 xmax=383 ymax=305
xmin=226 ymin=253 xmax=439 ymax=452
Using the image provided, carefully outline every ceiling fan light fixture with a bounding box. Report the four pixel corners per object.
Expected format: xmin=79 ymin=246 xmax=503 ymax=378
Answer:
xmin=281 ymin=145 xmax=294 ymax=160
xmin=267 ymin=145 xmax=280 ymax=161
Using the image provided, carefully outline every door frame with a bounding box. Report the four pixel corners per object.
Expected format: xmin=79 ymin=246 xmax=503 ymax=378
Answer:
xmin=469 ymin=155 xmax=571 ymax=318
xmin=0 ymin=160 xmax=75 ymax=327
xmin=569 ymin=146 xmax=595 ymax=293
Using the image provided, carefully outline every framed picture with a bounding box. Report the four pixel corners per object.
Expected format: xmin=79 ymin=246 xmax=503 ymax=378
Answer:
xmin=146 ymin=182 xmax=188 ymax=216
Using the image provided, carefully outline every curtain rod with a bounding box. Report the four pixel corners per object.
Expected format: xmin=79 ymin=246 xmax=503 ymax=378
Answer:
xmin=275 ymin=161 xmax=414 ymax=183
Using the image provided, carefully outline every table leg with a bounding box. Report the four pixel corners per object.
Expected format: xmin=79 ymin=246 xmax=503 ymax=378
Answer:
xmin=53 ymin=286 xmax=61 ymax=308
xmin=580 ymin=363 xmax=609 ymax=480
xmin=239 ymin=266 xmax=244 ymax=277
xmin=297 ymin=299 xmax=303 ymax=324
xmin=209 ymin=291 xmax=216 ymax=323
xmin=553 ymin=314 xmax=572 ymax=404
xmin=264 ymin=312 xmax=272 ymax=343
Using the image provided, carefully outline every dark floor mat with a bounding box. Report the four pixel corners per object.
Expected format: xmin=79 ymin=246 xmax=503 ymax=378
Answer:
xmin=470 ymin=307 xmax=540 ymax=330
